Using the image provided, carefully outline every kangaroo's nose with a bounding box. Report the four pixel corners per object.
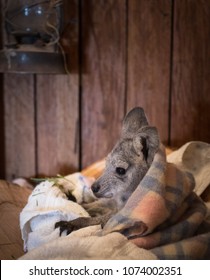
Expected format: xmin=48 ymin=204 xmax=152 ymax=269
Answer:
xmin=91 ymin=183 xmax=101 ymax=193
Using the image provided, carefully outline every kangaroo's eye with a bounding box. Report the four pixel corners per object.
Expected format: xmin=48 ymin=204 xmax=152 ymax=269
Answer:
xmin=116 ymin=167 xmax=126 ymax=175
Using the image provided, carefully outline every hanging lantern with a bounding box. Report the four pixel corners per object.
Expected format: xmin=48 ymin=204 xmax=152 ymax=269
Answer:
xmin=0 ymin=0 xmax=73 ymax=73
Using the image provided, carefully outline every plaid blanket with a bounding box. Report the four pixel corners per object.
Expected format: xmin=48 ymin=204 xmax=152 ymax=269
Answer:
xmin=103 ymin=144 xmax=210 ymax=259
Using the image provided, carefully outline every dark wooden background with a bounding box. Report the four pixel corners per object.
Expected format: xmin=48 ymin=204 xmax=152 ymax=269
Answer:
xmin=0 ymin=0 xmax=210 ymax=180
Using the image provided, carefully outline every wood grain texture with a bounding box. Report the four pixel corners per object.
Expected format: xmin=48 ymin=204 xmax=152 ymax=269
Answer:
xmin=127 ymin=0 xmax=172 ymax=143
xmin=0 ymin=74 xmax=5 ymax=179
xmin=1 ymin=0 xmax=210 ymax=180
xmin=81 ymin=0 xmax=126 ymax=168
xmin=0 ymin=3 xmax=5 ymax=178
xmin=36 ymin=74 xmax=79 ymax=176
xmin=36 ymin=1 xmax=79 ymax=177
xmin=4 ymin=74 xmax=35 ymax=180
xmin=171 ymin=0 xmax=210 ymax=147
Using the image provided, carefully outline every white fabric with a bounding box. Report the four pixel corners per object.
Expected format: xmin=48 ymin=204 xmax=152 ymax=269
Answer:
xmin=19 ymin=141 xmax=210 ymax=259
xmin=19 ymin=225 xmax=157 ymax=260
xmin=20 ymin=173 xmax=95 ymax=251
xmin=167 ymin=141 xmax=210 ymax=195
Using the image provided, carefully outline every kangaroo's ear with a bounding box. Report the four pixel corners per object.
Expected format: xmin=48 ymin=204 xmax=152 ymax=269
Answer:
xmin=122 ymin=107 xmax=149 ymax=137
xmin=133 ymin=126 xmax=159 ymax=165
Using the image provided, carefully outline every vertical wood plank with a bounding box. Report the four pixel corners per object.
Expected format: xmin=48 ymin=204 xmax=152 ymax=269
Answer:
xmin=36 ymin=0 xmax=80 ymax=176
xmin=4 ymin=74 xmax=35 ymax=180
xmin=81 ymin=0 xmax=126 ymax=168
xmin=127 ymin=0 xmax=172 ymax=143
xmin=0 ymin=1 xmax=5 ymax=178
xmin=171 ymin=0 xmax=210 ymax=147
xmin=0 ymin=74 xmax=5 ymax=179
xmin=36 ymin=74 xmax=79 ymax=176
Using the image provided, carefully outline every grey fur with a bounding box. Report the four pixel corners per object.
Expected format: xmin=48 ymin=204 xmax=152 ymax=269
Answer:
xmin=55 ymin=107 xmax=159 ymax=235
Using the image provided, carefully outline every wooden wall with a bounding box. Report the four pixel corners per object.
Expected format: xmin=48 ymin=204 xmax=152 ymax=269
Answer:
xmin=0 ymin=0 xmax=210 ymax=181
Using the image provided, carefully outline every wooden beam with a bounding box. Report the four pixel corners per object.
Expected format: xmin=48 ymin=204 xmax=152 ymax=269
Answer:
xmin=171 ymin=0 xmax=210 ymax=146
xmin=127 ymin=0 xmax=172 ymax=144
xmin=0 ymin=74 xmax=5 ymax=179
xmin=36 ymin=74 xmax=79 ymax=176
xmin=4 ymin=74 xmax=35 ymax=180
xmin=81 ymin=0 xmax=127 ymax=168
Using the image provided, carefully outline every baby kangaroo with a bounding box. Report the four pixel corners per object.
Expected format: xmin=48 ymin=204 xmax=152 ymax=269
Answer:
xmin=55 ymin=107 xmax=159 ymax=235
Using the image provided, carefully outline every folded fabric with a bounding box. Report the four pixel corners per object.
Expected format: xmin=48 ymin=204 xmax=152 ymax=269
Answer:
xmin=20 ymin=173 xmax=95 ymax=251
xmin=19 ymin=225 xmax=157 ymax=260
xmin=102 ymin=143 xmax=210 ymax=259
xmin=19 ymin=142 xmax=210 ymax=259
xmin=167 ymin=141 xmax=210 ymax=195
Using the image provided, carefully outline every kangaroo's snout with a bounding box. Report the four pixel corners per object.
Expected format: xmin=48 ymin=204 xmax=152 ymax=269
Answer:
xmin=91 ymin=182 xmax=101 ymax=194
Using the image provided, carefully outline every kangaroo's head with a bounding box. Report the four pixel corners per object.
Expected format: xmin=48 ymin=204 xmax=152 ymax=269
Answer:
xmin=91 ymin=107 xmax=160 ymax=209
